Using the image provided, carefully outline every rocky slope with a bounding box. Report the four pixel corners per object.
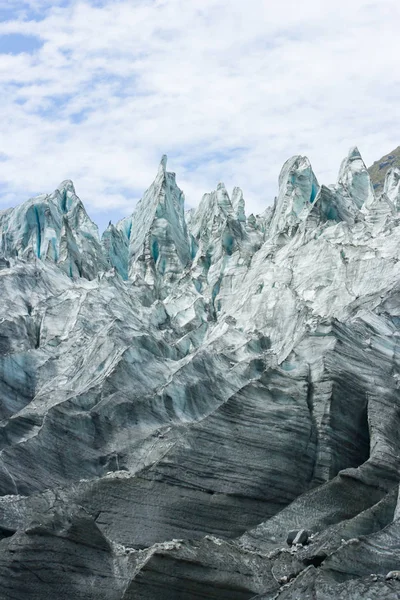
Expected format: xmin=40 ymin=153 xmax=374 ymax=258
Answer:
xmin=368 ymin=145 xmax=400 ymax=196
xmin=0 ymin=147 xmax=400 ymax=598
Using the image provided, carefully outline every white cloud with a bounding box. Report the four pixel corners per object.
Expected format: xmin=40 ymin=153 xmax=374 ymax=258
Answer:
xmin=0 ymin=0 xmax=399 ymax=230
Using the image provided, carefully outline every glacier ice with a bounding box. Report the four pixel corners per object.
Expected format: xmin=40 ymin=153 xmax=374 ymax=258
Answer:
xmin=384 ymin=166 xmax=400 ymax=208
xmin=0 ymin=147 xmax=400 ymax=598
xmin=337 ymin=146 xmax=375 ymax=209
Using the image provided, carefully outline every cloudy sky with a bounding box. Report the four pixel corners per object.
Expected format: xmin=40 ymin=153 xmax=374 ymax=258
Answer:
xmin=0 ymin=0 xmax=399 ymax=232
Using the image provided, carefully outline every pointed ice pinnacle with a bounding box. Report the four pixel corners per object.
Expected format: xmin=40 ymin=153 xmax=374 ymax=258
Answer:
xmin=101 ymin=223 xmax=129 ymax=280
xmin=0 ymin=180 xmax=107 ymax=279
xmin=186 ymin=182 xmax=254 ymax=309
xmin=231 ymin=187 xmax=246 ymax=223
xmin=269 ymin=155 xmax=319 ymax=235
xmin=56 ymin=180 xmax=77 ymax=212
xmin=216 ymin=182 xmax=234 ymax=215
xmin=119 ymin=155 xmax=191 ymax=295
xmin=159 ymin=154 xmax=168 ymax=172
xmin=188 ymin=183 xmax=234 ymax=242
xmin=362 ymin=167 xmax=400 ymax=231
xmin=383 ymin=168 xmax=400 ymax=209
xmin=337 ymin=146 xmax=375 ymax=209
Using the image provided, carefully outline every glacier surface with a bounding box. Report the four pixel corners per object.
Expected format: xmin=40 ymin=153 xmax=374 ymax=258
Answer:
xmin=0 ymin=147 xmax=400 ymax=598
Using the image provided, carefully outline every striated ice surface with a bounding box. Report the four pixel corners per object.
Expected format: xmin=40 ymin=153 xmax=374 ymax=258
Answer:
xmin=269 ymin=155 xmax=320 ymax=236
xmin=384 ymin=166 xmax=400 ymax=208
xmin=117 ymin=156 xmax=191 ymax=296
xmin=337 ymin=146 xmax=376 ymax=209
xmin=1 ymin=148 xmax=400 ymax=598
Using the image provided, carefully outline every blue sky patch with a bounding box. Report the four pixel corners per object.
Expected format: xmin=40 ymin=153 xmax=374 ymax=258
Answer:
xmin=0 ymin=33 xmax=42 ymax=55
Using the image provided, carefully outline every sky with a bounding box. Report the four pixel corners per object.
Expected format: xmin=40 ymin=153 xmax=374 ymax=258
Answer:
xmin=0 ymin=0 xmax=399 ymax=233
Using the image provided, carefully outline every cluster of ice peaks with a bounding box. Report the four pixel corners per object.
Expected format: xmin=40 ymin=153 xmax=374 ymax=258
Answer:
xmin=1 ymin=146 xmax=398 ymax=292
xmin=2 ymin=147 xmax=400 ymax=600
xmin=0 ymin=179 xmax=106 ymax=279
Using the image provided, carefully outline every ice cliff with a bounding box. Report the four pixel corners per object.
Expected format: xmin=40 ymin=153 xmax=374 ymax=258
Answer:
xmin=0 ymin=148 xmax=400 ymax=599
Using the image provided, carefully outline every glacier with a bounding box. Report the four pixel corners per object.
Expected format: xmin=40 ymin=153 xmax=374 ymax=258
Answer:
xmin=0 ymin=147 xmax=400 ymax=598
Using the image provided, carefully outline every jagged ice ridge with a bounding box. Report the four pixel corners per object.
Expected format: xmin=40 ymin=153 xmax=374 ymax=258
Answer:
xmin=0 ymin=148 xmax=400 ymax=598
